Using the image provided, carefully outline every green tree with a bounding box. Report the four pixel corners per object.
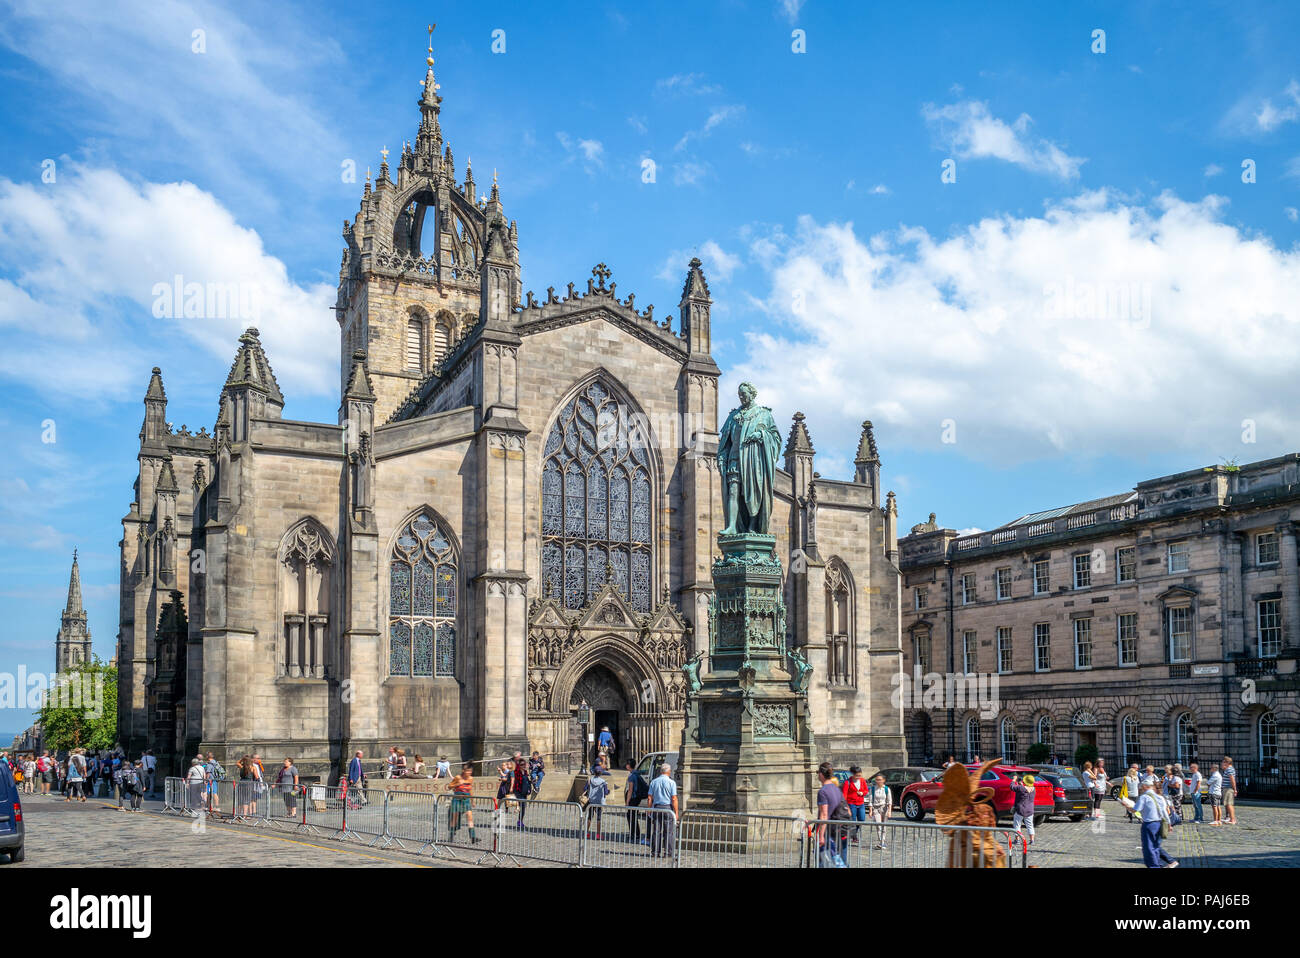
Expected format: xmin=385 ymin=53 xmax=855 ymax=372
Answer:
xmin=1025 ymin=741 xmax=1051 ymax=764
xmin=1073 ymin=742 xmax=1100 ymax=769
xmin=39 ymin=657 xmax=118 ymax=752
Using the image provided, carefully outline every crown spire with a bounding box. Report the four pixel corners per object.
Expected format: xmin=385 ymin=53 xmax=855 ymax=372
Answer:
xmin=65 ymin=549 xmax=84 ymax=616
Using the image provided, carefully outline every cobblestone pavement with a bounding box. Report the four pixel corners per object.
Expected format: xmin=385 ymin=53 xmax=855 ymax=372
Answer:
xmin=7 ymin=792 xmax=456 ymax=868
xmin=1015 ymin=799 xmax=1300 ymax=868
xmin=5 ymin=791 xmax=1298 ymax=867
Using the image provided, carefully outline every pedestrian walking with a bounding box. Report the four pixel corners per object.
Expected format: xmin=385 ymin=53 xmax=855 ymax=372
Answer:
xmin=445 ymin=763 xmax=478 ymax=843
xmin=348 ymin=750 xmax=366 ymax=789
xmin=597 ymin=726 xmax=615 ymax=771
xmin=184 ymin=757 xmax=206 ymax=814
xmin=1120 ymin=765 xmax=1141 ymax=822
xmin=816 ymin=761 xmax=850 ymax=868
xmin=64 ymin=749 xmax=85 ymax=802
xmin=1134 ymin=780 xmax=1179 ymax=868
xmin=128 ymin=761 xmax=145 ymax=810
xmin=623 ymin=760 xmax=649 ymax=845
xmin=385 ymin=746 xmax=398 ymax=779
xmin=1010 ymin=772 xmax=1036 ymax=846
xmin=142 ymin=749 xmax=157 ymax=795
xmin=1093 ymin=761 xmax=1108 ymax=817
xmin=583 ymin=765 xmax=610 ymax=840
xmin=1081 ymin=761 xmax=1097 ymax=819
xmin=510 ymin=755 xmax=530 ymax=828
xmin=277 ymin=758 xmax=299 ymax=819
xmin=646 ymin=763 xmax=678 ymax=859
xmin=842 ymin=766 xmax=869 ymax=844
xmin=1207 ymin=765 xmax=1223 ymax=825
xmin=37 ymin=751 xmax=53 ymax=795
xmin=867 ymin=773 xmax=892 ymax=849
xmin=1188 ymin=762 xmax=1204 ymax=823
xmin=1221 ymin=758 xmax=1238 ymax=825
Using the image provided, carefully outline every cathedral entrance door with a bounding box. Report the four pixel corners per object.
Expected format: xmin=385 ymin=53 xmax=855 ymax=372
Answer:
xmin=595 ymin=710 xmax=619 ymax=769
xmin=571 ymin=664 xmax=628 ymax=772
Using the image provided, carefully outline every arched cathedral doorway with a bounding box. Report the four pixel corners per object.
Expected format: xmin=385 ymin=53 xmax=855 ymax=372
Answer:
xmin=570 ymin=664 xmax=628 ymax=769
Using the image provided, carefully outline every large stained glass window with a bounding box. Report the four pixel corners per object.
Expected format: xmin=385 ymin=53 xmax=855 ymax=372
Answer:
xmin=389 ymin=513 xmax=457 ymax=676
xmin=541 ymin=380 xmax=653 ymax=612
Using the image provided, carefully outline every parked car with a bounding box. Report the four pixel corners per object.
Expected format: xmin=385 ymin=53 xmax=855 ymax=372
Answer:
xmin=0 ymin=761 xmax=23 ymax=863
xmin=867 ymin=767 xmax=946 ymax=808
xmin=899 ymin=764 xmax=1054 ymax=826
xmin=1028 ymin=765 xmax=1092 ymax=821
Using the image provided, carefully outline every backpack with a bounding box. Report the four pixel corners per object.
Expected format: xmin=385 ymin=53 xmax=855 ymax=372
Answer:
xmin=830 ymin=796 xmax=853 ymax=821
xmin=582 ymin=777 xmax=607 ymax=806
xmin=632 ymin=774 xmax=651 ymax=804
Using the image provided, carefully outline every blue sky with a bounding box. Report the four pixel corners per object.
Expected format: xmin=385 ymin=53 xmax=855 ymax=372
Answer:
xmin=1 ymin=0 xmax=1298 ymax=734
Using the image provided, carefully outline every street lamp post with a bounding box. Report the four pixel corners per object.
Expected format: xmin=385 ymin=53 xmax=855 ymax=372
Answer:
xmin=577 ymin=702 xmax=590 ymax=774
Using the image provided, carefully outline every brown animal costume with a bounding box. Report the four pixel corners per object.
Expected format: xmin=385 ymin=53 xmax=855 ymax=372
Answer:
xmin=934 ymin=758 xmax=1008 ymax=868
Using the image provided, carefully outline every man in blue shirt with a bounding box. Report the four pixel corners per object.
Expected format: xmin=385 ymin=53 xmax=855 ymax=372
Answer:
xmin=348 ymin=751 xmax=365 ymax=788
xmin=647 ymin=763 xmax=678 ymax=859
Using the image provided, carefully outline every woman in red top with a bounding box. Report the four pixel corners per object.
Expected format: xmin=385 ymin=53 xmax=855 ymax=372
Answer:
xmin=842 ymin=766 xmax=869 ymax=844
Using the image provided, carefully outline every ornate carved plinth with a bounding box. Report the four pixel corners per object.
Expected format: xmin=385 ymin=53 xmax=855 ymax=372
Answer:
xmin=678 ymin=534 xmax=816 ymax=819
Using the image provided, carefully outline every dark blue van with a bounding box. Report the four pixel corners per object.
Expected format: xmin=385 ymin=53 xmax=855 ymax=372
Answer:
xmin=0 ymin=761 xmax=23 ymax=863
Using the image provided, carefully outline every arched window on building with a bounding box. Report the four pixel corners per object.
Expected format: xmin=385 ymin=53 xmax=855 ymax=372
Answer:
xmin=825 ymin=557 xmax=854 ymax=686
xmin=389 ymin=512 xmax=457 ymax=677
xmin=1258 ymin=710 xmax=1279 ymax=773
xmin=1037 ymin=715 xmax=1055 ymax=755
xmin=540 ymin=379 xmax=653 ymax=613
xmin=1000 ymin=717 xmax=1018 ymax=763
xmin=965 ymin=716 xmax=982 ymax=762
xmin=279 ymin=519 xmax=334 ymax=679
xmin=433 ymin=310 xmax=456 ymax=365
xmin=1121 ymin=713 xmax=1142 ymax=767
xmin=1175 ymin=711 xmax=1198 ymax=766
xmin=405 ymin=311 xmax=425 ymax=371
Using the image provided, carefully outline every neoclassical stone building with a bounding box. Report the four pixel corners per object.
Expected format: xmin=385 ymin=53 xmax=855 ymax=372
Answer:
xmin=116 ymin=42 xmax=906 ymax=780
xmin=899 ymin=455 xmax=1300 ymax=794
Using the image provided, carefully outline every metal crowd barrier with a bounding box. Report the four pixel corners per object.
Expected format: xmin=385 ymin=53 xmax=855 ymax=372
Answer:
xmin=385 ymin=789 xmax=439 ymax=854
xmin=493 ymin=798 xmax=585 ymax=866
xmin=810 ymin=818 xmax=1029 ymax=868
xmin=434 ymin=793 xmax=497 ymax=863
xmin=676 ymin=810 xmax=806 ymax=868
xmin=579 ymin=804 xmax=677 ymax=868
xmin=151 ymin=784 xmax=1032 ymax=868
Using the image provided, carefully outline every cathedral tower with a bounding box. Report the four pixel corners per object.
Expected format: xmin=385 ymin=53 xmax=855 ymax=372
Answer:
xmin=335 ymin=25 xmax=522 ymax=422
xmin=56 ymin=550 xmax=92 ymax=672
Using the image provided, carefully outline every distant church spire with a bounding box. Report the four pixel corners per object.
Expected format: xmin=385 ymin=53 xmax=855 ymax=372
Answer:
xmin=56 ymin=549 xmax=91 ymax=673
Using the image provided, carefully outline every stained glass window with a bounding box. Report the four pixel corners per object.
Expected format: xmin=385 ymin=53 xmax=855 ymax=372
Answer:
xmin=540 ymin=380 xmax=654 ymax=612
xmin=389 ymin=512 xmax=457 ymax=676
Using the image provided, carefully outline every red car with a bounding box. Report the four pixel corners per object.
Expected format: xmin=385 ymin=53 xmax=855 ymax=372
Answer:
xmin=899 ymin=764 xmax=1055 ymax=826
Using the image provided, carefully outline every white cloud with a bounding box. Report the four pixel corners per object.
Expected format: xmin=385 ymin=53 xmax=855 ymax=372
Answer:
xmin=1203 ymin=164 xmax=1223 ymax=177
xmin=870 ymin=184 xmax=891 ymax=195
xmin=556 ymin=133 xmax=605 ymax=171
xmin=0 ymin=0 xmax=344 ymax=213
xmin=655 ymin=73 xmax=722 ymax=97
xmin=922 ymin=100 xmax=1085 ymax=180
xmin=1254 ymin=79 xmax=1300 ymax=131
xmin=1286 ymin=207 xmax=1299 ymax=223
xmin=732 ymin=191 xmax=1300 ymax=464
xmin=657 ymin=240 xmax=742 ymax=285
xmin=676 ymin=105 xmax=745 ymax=151
xmin=0 ymin=164 xmax=335 ymax=403
xmin=672 ymin=161 xmax=709 ymax=187
xmin=779 ymin=0 xmax=806 ymax=22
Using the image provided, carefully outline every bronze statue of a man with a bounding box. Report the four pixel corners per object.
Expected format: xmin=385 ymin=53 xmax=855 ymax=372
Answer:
xmin=717 ymin=382 xmax=782 ymax=535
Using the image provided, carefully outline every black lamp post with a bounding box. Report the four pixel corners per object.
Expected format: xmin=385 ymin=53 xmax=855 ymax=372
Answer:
xmin=577 ymin=702 xmax=590 ymax=774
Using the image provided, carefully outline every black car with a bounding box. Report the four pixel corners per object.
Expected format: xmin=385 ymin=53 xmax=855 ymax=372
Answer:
xmin=867 ymin=766 xmax=946 ymax=808
xmin=0 ymin=761 xmax=23 ymax=863
xmin=1029 ymin=764 xmax=1092 ymax=822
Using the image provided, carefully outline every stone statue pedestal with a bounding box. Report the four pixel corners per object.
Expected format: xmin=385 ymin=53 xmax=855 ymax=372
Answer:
xmin=677 ymin=533 xmax=816 ymax=820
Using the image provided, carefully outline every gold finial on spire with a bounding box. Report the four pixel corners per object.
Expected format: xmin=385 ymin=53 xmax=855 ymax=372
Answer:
xmin=427 ymin=23 xmax=436 ymax=65
xmin=493 ymin=168 xmax=498 ymax=185
xmin=381 ymin=146 xmax=389 ymax=161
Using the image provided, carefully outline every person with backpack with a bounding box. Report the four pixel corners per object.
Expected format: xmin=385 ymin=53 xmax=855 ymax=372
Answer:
xmin=842 ymin=766 xmax=869 ymax=845
xmin=624 ymin=760 xmax=650 ymax=845
xmin=583 ymin=765 xmax=610 ymax=840
xmin=816 ymin=762 xmax=850 ymax=867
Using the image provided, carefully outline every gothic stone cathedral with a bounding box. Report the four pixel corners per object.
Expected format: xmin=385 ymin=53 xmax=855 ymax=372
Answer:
xmin=117 ymin=45 xmax=906 ymax=781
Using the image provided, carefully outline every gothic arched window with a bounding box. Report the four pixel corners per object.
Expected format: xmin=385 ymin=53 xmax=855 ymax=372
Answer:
xmin=541 ymin=379 xmax=653 ymax=612
xmin=1000 ymin=716 xmax=1018 ymax=763
xmin=279 ymin=518 xmax=334 ymax=679
xmin=825 ymin=557 xmax=854 ymax=686
xmin=389 ymin=512 xmax=457 ymax=677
